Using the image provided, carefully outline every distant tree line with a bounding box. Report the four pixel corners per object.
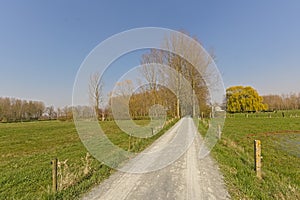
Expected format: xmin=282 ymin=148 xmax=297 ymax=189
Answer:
xmin=128 ymin=85 xmax=178 ymax=119
xmin=0 ymin=96 xmax=111 ymax=123
xmin=262 ymin=93 xmax=300 ymax=111
xmin=0 ymin=97 xmax=45 ymax=122
xmin=2 ymin=91 xmax=300 ymax=123
xmin=226 ymin=86 xmax=300 ymax=113
xmin=108 ymin=80 xmax=178 ymax=119
xmin=0 ymin=97 xmax=81 ymax=122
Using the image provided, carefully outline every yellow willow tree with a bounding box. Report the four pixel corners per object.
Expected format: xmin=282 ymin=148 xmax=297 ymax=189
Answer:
xmin=226 ymin=86 xmax=268 ymax=113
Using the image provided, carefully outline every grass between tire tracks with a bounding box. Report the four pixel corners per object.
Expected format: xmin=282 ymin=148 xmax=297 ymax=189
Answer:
xmin=0 ymin=119 xmax=178 ymax=199
xmin=199 ymin=112 xmax=300 ymax=199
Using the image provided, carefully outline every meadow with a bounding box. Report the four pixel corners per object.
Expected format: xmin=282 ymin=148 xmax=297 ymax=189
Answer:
xmin=1 ymin=112 xmax=299 ymax=199
xmin=200 ymin=111 xmax=300 ymax=199
xmin=0 ymin=119 xmax=177 ymax=199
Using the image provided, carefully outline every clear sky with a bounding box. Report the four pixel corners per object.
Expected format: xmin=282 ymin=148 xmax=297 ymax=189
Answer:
xmin=0 ymin=0 xmax=299 ymax=107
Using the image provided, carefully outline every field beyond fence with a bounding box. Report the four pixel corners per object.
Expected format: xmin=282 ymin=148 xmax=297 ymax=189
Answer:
xmin=1 ymin=111 xmax=299 ymax=199
xmin=200 ymin=110 xmax=300 ymax=199
xmin=0 ymin=119 xmax=177 ymax=199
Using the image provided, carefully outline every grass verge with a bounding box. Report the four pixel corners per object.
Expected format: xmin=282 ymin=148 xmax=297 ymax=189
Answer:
xmin=199 ymin=115 xmax=300 ymax=199
xmin=0 ymin=119 xmax=178 ymax=199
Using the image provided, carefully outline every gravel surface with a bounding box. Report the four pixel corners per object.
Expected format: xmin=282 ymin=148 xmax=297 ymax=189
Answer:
xmin=81 ymin=117 xmax=230 ymax=200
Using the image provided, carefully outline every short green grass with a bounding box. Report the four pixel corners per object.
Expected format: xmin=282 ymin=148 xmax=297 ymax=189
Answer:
xmin=200 ymin=113 xmax=300 ymax=199
xmin=0 ymin=119 xmax=177 ymax=199
xmin=2 ymin=115 xmax=299 ymax=199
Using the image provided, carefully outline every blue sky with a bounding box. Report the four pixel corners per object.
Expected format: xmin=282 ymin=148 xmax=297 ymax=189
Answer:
xmin=0 ymin=0 xmax=299 ymax=107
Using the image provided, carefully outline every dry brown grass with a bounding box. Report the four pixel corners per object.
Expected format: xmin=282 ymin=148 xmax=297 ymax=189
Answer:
xmin=57 ymin=152 xmax=93 ymax=190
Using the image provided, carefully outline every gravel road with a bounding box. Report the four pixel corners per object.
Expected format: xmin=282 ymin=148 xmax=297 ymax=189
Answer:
xmin=81 ymin=117 xmax=230 ymax=200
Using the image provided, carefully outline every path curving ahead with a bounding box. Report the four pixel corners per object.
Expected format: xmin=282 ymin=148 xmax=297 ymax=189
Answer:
xmin=81 ymin=117 xmax=230 ymax=200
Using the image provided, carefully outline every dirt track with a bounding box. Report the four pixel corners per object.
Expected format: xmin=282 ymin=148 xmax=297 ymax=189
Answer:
xmin=81 ymin=117 xmax=230 ymax=200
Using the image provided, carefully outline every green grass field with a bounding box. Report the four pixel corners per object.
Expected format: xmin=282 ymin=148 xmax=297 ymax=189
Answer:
xmin=1 ymin=114 xmax=299 ymax=199
xmin=0 ymin=119 xmax=177 ymax=199
xmin=200 ymin=112 xmax=300 ymax=199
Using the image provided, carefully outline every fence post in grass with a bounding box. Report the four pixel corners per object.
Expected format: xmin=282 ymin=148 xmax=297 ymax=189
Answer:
xmin=254 ymin=140 xmax=262 ymax=179
xmin=151 ymin=128 xmax=154 ymax=136
xmin=51 ymin=158 xmax=58 ymax=193
xmin=217 ymin=124 xmax=222 ymax=139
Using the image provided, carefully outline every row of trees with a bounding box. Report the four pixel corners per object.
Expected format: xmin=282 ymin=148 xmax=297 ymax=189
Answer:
xmin=226 ymin=86 xmax=300 ymax=113
xmin=263 ymin=93 xmax=300 ymax=111
xmin=0 ymin=97 xmax=76 ymax=122
xmin=89 ymin=30 xmax=300 ymax=117
xmin=108 ymin=80 xmax=178 ymax=119
xmin=1 ymin=91 xmax=300 ymax=122
xmin=89 ymin=31 xmax=213 ymax=120
xmin=0 ymin=97 xmax=45 ymax=122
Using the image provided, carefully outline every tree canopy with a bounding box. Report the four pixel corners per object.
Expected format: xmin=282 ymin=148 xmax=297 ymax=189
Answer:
xmin=226 ymin=86 xmax=268 ymax=113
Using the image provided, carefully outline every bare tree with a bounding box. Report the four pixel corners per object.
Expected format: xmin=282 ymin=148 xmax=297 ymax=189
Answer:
xmin=0 ymin=97 xmax=45 ymax=122
xmin=89 ymin=72 xmax=104 ymax=120
xmin=263 ymin=93 xmax=300 ymax=111
xmin=46 ymin=106 xmax=56 ymax=119
xmin=140 ymin=49 xmax=166 ymax=103
xmin=165 ymin=31 xmax=212 ymax=117
xmin=139 ymin=30 xmax=211 ymax=118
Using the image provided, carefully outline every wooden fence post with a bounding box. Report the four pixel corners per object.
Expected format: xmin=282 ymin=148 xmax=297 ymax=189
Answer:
xmin=254 ymin=140 xmax=262 ymax=179
xmin=51 ymin=158 xmax=58 ymax=193
xmin=218 ymin=125 xmax=221 ymax=139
